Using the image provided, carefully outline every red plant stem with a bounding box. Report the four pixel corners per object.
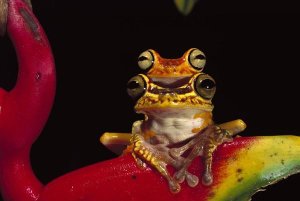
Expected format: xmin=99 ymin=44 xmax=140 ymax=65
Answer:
xmin=0 ymin=0 xmax=55 ymax=200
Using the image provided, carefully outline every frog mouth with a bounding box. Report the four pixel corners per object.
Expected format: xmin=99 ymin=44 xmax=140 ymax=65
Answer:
xmin=135 ymin=95 xmax=213 ymax=112
xmin=148 ymin=76 xmax=194 ymax=95
xmin=150 ymin=76 xmax=192 ymax=88
xmin=149 ymin=85 xmax=193 ymax=95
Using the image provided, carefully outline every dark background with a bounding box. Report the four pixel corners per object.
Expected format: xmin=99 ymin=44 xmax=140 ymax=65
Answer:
xmin=0 ymin=0 xmax=299 ymax=200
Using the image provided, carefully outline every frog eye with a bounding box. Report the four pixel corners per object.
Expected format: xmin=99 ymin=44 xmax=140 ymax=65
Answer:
xmin=188 ymin=49 xmax=206 ymax=71
xmin=194 ymin=74 xmax=216 ymax=100
xmin=127 ymin=75 xmax=146 ymax=100
xmin=138 ymin=50 xmax=154 ymax=70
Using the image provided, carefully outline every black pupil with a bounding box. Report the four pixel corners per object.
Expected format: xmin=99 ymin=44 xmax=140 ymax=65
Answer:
xmin=138 ymin=56 xmax=148 ymax=62
xmin=127 ymin=80 xmax=140 ymax=89
xmin=195 ymin=54 xmax=206 ymax=60
xmin=200 ymin=79 xmax=215 ymax=89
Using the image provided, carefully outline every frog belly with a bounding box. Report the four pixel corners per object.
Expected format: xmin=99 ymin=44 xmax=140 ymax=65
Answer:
xmin=145 ymin=115 xmax=205 ymax=144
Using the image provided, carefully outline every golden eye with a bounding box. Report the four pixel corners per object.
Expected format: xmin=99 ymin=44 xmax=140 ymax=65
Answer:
xmin=138 ymin=50 xmax=154 ymax=70
xmin=127 ymin=75 xmax=146 ymax=100
xmin=188 ymin=49 xmax=206 ymax=71
xmin=194 ymin=74 xmax=216 ymax=100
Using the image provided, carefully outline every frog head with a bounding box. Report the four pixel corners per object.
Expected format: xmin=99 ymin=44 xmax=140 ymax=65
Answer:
xmin=127 ymin=49 xmax=216 ymax=115
xmin=137 ymin=48 xmax=207 ymax=87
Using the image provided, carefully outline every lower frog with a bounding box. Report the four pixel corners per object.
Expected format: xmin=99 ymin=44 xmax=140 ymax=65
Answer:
xmin=101 ymin=49 xmax=246 ymax=193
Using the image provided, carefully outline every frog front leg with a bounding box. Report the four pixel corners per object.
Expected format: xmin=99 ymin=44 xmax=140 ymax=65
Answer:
xmin=172 ymin=126 xmax=217 ymax=186
xmin=201 ymin=125 xmax=232 ymax=185
xmin=130 ymin=121 xmax=182 ymax=193
xmin=170 ymin=119 xmax=246 ymax=159
xmin=131 ymin=133 xmax=183 ymax=192
xmin=173 ymin=119 xmax=246 ymax=186
xmin=100 ymin=132 xmax=131 ymax=155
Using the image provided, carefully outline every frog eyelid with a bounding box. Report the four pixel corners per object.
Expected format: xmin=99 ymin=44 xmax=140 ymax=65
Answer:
xmin=193 ymin=73 xmax=216 ymax=100
xmin=127 ymin=74 xmax=148 ymax=100
xmin=188 ymin=48 xmax=206 ymax=71
xmin=137 ymin=50 xmax=155 ymax=70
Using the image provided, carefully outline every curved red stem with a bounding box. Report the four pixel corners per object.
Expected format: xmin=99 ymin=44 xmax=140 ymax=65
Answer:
xmin=0 ymin=0 xmax=55 ymax=200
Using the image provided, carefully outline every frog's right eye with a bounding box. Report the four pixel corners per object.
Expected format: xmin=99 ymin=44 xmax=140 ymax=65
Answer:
xmin=127 ymin=75 xmax=146 ymax=100
xmin=138 ymin=50 xmax=154 ymax=70
xmin=194 ymin=74 xmax=216 ymax=100
xmin=188 ymin=48 xmax=206 ymax=71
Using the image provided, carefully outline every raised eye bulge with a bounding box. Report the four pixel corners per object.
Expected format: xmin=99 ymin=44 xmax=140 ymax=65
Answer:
xmin=188 ymin=48 xmax=206 ymax=71
xmin=127 ymin=75 xmax=146 ymax=100
xmin=138 ymin=50 xmax=154 ymax=70
xmin=194 ymin=74 xmax=216 ymax=100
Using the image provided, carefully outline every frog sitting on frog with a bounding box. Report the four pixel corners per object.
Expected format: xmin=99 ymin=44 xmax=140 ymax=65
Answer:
xmin=100 ymin=48 xmax=246 ymax=193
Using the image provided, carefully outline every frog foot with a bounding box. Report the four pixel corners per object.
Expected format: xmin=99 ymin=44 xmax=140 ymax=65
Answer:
xmin=169 ymin=140 xmax=203 ymax=159
xmin=214 ymin=125 xmax=233 ymax=144
xmin=132 ymin=154 xmax=148 ymax=169
xmin=169 ymin=181 xmax=181 ymax=193
xmin=164 ymin=169 xmax=181 ymax=193
xmin=200 ymin=125 xmax=233 ymax=185
xmin=202 ymin=171 xmax=213 ymax=186
xmin=131 ymin=133 xmax=183 ymax=193
xmin=174 ymin=169 xmax=199 ymax=187
xmin=172 ymin=125 xmax=232 ymax=187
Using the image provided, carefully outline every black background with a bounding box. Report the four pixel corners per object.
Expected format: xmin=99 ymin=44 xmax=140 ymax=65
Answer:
xmin=0 ymin=0 xmax=299 ymax=200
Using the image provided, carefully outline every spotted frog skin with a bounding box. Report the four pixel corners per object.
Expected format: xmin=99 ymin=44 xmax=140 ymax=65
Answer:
xmin=100 ymin=48 xmax=246 ymax=193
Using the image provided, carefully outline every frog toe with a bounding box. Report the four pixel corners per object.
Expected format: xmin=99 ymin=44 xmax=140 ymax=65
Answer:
xmin=186 ymin=172 xmax=199 ymax=187
xmin=174 ymin=169 xmax=186 ymax=183
xmin=169 ymin=148 xmax=181 ymax=159
xmin=202 ymin=172 xmax=213 ymax=186
xmin=168 ymin=180 xmax=181 ymax=194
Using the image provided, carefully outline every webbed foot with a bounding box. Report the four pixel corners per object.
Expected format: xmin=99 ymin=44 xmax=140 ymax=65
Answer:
xmin=131 ymin=133 xmax=183 ymax=192
xmin=202 ymin=171 xmax=213 ymax=186
xmin=167 ymin=176 xmax=181 ymax=193
xmin=172 ymin=125 xmax=231 ymax=187
xmin=174 ymin=169 xmax=199 ymax=187
xmin=214 ymin=125 xmax=233 ymax=144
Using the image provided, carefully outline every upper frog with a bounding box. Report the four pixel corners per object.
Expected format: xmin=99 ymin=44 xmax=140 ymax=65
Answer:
xmin=137 ymin=48 xmax=207 ymax=86
xmin=127 ymin=48 xmax=216 ymax=143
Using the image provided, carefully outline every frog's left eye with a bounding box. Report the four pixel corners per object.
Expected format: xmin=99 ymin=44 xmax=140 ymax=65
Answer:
xmin=138 ymin=50 xmax=154 ymax=70
xmin=188 ymin=49 xmax=206 ymax=71
xmin=127 ymin=75 xmax=146 ymax=100
xmin=194 ymin=74 xmax=216 ymax=100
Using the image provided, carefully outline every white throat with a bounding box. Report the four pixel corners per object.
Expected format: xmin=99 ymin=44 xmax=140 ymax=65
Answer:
xmin=143 ymin=108 xmax=207 ymax=144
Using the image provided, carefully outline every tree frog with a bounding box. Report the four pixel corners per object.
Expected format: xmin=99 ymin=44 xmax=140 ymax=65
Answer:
xmin=100 ymin=48 xmax=246 ymax=193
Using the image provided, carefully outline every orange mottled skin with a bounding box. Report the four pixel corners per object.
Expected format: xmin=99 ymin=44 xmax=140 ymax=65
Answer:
xmin=147 ymin=49 xmax=199 ymax=78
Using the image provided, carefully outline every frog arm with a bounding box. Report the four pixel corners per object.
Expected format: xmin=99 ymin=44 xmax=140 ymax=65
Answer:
xmin=169 ymin=119 xmax=247 ymax=158
xmin=218 ymin=119 xmax=247 ymax=136
xmin=100 ymin=132 xmax=131 ymax=155
xmin=167 ymin=120 xmax=247 ymax=187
